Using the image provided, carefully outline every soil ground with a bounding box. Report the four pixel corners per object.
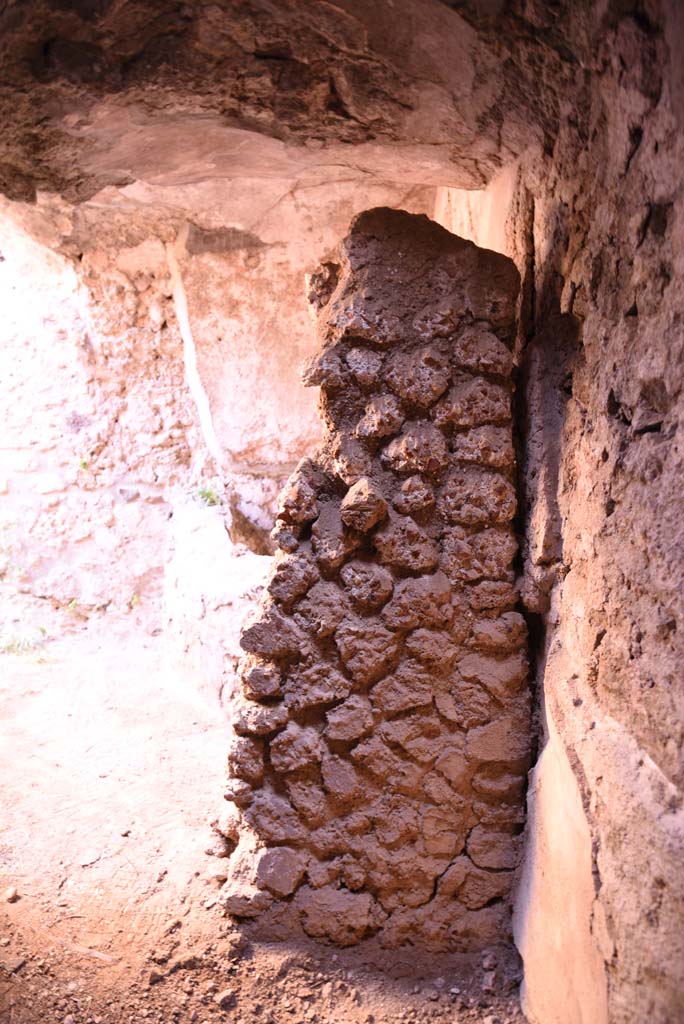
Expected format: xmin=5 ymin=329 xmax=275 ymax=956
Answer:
xmin=0 ymin=612 xmax=526 ymax=1024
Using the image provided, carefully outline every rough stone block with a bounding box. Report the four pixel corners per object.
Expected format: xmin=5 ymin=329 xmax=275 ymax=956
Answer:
xmin=382 ymin=422 xmax=450 ymax=475
xmin=340 ymin=477 xmax=388 ymax=531
xmin=340 ymin=560 xmax=394 ymax=610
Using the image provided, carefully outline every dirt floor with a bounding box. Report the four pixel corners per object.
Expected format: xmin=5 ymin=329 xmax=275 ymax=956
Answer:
xmin=0 ymin=612 xmax=526 ymax=1024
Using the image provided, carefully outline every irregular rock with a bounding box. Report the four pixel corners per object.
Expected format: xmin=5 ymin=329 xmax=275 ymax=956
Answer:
xmin=451 ymin=426 xmax=515 ymax=469
xmin=321 ymin=754 xmax=363 ymax=802
xmin=458 ymin=652 xmax=528 ymax=699
xmin=270 ymin=722 xmax=323 ymax=773
xmin=439 ymin=466 xmax=516 ymax=525
xmin=256 ymin=847 xmax=307 ymax=898
xmin=335 ymin=617 xmax=400 ymax=684
xmin=340 ymin=477 xmax=388 ymax=531
xmin=371 ymin=661 xmax=434 ymax=714
xmin=386 ymin=344 xmax=451 ymax=408
xmin=227 ymin=735 xmax=264 ymax=785
xmin=294 ymin=581 xmax=349 ymax=637
xmin=471 ymin=611 xmax=527 ymax=652
xmin=453 ymin=326 xmax=514 ymax=376
xmin=240 ymin=604 xmax=304 ymax=659
xmin=240 ymin=658 xmax=283 ymax=701
xmin=382 ymin=572 xmax=452 ymax=630
xmin=283 ymin=662 xmax=352 ymax=711
xmin=355 ymin=394 xmax=404 ymax=439
xmin=373 ymin=512 xmax=439 ymax=571
xmin=345 ymin=347 xmax=383 ymax=388
xmin=232 ymin=698 xmax=289 ymax=737
xmin=267 ymin=549 xmax=320 ymax=608
xmin=466 ymin=713 xmax=531 ymax=767
xmin=382 ymin=422 xmax=450 ymax=475
xmin=441 ymin=526 xmax=517 ymax=584
xmin=467 ymin=826 xmax=518 ymax=870
xmin=325 ymin=694 xmax=374 ymax=742
xmin=433 ymin=373 xmax=510 ymax=428
xmin=296 ymin=885 xmax=383 ymax=945
xmin=393 ymin=474 xmax=435 ymax=515
xmin=244 ymin=791 xmax=305 ymax=845
xmin=405 ymin=628 xmax=460 ymax=670
xmin=340 ymin=560 xmax=394 ymax=610
xmin=276 ymin=461 xmax=320 ymax=525
xmin=311 ymin=501 xmax=362 ymax=571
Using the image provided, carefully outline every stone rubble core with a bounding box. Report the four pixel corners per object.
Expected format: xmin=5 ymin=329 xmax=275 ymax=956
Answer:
xmin=218 ymin=208 xmax=530 ymax=950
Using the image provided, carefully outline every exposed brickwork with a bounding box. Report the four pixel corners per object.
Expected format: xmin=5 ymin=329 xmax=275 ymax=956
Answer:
xmin=219 ymin=208 xmax=530 ymax=949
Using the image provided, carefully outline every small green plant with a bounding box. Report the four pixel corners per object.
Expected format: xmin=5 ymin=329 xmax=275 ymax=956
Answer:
xmin=67 ymin=598 xmax=78 ymax=612
xmin=129 ymin=593 xmax=140 ymax=608
xmin=0 ymin=628 xmax=48 ymax=655
xmin=79 ymin=458 xmax=89 ymax=471
xmin=197 ymin=485 xmax=220 ymax=506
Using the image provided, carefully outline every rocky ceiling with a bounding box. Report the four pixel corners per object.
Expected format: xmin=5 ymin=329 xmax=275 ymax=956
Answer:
xmin=0 ymin=0 xmax=596 ymax=205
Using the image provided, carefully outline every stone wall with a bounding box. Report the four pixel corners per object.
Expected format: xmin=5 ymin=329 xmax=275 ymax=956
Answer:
xmin=217 ymin=209 xmax=531 ymax=951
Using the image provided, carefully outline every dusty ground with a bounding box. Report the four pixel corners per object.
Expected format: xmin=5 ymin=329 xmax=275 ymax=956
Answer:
xmin=0 ymin=609 xmax=526 ymax=1024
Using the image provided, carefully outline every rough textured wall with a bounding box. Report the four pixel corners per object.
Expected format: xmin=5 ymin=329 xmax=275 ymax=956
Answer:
xmin=217 ymin=208 xmax=531 ymax=952
xmin=437 ymin=5 xmax=684 ymax=1022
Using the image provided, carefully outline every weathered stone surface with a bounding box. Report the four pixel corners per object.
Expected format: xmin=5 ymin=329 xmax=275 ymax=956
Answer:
xmin=471 ymin=612 xmax=527 ymax=652
xmin=311 ymin=501 xmax=361 ymax=572
xmin=227 ymin=735 xmax=264 ymax=785
xmin=393 ymin=475 xmax=436 ymax=516
xmin=371 ymin=661 xmax=434 ymax=715
xmin=405 ymin=628 xmax=460 ymax=670
xmin=240 ymin=658 xmax=283 ymax=701
xmin=382 ymin=572 xmax=452 ymax=630
xmin=325 ymin=695 xmax=374 ymax=742
xmin=240 ymin=605 xmax=304 ymax=659
xmin=442 ymin=526 xmax=517 ymax=584
xmin=355 ymin=395 xmax=404 ymax=439
xmin=466 ymin=713 xmax=531 ymax=766
xmin=452 ymin=426 xmax=515 ymax=469
xmin=382 ymin=422 xmax=450 ymax=475
xmin=232 ymin=698 xmax=289 ymax=737
xmin=458 ymin=652 xmax=528 ymax=699
xmin=276 ymin=462 xmax=319 ymax=525
xmin=270 ymin=723 xmax=322 ymax=774
xmin=283 ymin=662 xmax=352 ymax=711
xmin=373 ymin=512 xmax=439 ymax=572
xmin=345 ymin=348 xmax=383 ymax=389
xmin=340 ymin=477 xmax=388 ymax=532
xmin=224 ymin=210 xmax=525 ymax=952
xmin=434 ymin=373 xmax=510 ymax=429
xmin=386 ymin=344 xmax=451 ymax=408
xmin=321 ymin=754 xmax=363 ymax=802
xmin=439 ymin=466 xmax=516 ymax=525
xmin=340 ymin=561 xmax=394 ymax=611
xmin=256 ymin=847 xmax=307 ymax=898
xmin=294 ymin=580 xmax=349 ymax=638
xmin=267 ymin=550 xmax=320 ymax=608
xmin=453 ymin=327 xmax=514 ymax=377
xmin=335 ymin=617 xmax=400 ymax=685
xmin=467 ymin=826 xmax=517 ymax=870
xmin=296 ymin=886 xmax=383 ymax=946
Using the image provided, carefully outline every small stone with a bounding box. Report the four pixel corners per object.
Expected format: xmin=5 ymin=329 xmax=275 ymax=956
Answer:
xmin=4 ymin=886 xmax=19 ymax=903
xmin=482 ymin=970 xmax=497 ymax=992
xmin=214 ymin=987 xmax=236 ymax=1009
xmin=340 ymin=478 xmax=388 ymax=532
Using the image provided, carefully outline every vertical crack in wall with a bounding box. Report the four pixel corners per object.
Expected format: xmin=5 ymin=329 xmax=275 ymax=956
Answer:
xmin=216 ymin=208 xmax=530 ymax=955
xmin=166 ymin=223 xmax=226 ymax=474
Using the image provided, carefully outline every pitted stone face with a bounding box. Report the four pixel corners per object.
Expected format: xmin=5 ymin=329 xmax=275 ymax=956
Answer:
xmin=219 ymin=208 xmax=530 ymax=951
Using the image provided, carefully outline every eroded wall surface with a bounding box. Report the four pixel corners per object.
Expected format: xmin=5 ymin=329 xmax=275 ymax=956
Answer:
xmin=217 ymin=208 xmax=532 ymax=951
xmin=437 ymin=7 xmax=684 ymax=1022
